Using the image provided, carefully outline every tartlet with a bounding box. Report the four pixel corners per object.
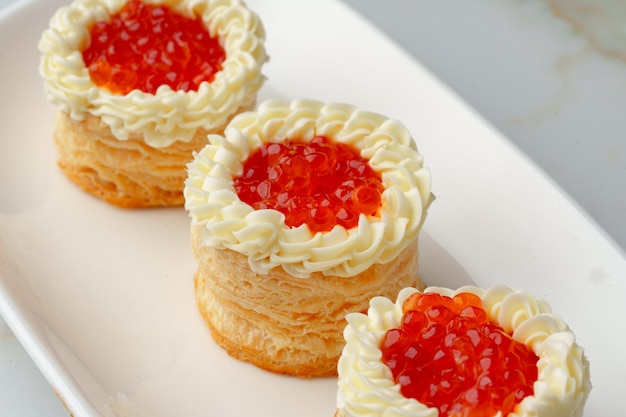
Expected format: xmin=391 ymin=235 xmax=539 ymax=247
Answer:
xmin=336 ymin=285 xmax=591 ymax=417
xmin=39 ymin=0 xmax=267 ymax=207
xmin=184 ymin=99 xmax=433 ymax=377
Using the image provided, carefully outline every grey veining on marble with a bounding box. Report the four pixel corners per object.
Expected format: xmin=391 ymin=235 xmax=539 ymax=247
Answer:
xmin=548 ymin=0 xmax=626 ymax=60
xmin=340 ymin=0 xmax=626 ymax=253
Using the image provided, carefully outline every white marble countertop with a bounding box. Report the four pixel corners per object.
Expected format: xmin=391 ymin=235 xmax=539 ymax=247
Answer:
xmin=341 ymin=0 xmax=626 ymax=253
xmin=1 ymin=0 xmax=624 ymax=415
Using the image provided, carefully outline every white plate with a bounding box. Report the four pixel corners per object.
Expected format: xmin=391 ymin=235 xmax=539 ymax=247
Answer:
xmin=1 ymin=0 xmax=625 ymax=416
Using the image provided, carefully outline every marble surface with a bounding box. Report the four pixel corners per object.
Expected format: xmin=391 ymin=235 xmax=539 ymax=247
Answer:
xmin=341 ymin=0 xmax=626 ymax=253
xmin=0 ymin=318 xmax=69 ymax=416
xmin=0 ymin=0 xmax=624 ymax=415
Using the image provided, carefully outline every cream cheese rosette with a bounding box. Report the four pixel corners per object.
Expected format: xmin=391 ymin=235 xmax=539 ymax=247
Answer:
xmin=336 ymin=285 xmax=591 ymax=417
xmin=39 ymin=0 xmax=267 ymax=207
xmin=184 ymin=99 xmax=433 ymax=377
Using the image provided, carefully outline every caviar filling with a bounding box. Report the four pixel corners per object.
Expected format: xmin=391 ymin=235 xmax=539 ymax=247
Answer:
xmin=233 ymin=136 xmax=385 ymax=233
xmin=380 ymin=292 xmax=539 ymax=417
xmin=82 ymin=0 xmax=225 ymax=95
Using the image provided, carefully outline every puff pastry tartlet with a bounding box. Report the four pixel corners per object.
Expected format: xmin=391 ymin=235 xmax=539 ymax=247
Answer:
xmin=184 ymin=99 xmax=433 ymax=377
xmin=336 ymin=285 xmax=591 ymax=417
xmin=39 ymin=0 xmax=267 ymax=207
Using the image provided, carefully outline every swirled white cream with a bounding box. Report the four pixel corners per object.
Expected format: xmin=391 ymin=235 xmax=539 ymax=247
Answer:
xmin=184 ymin=99 xmax=432 ymax=278
xmin=336 ymin=285 xmax=591 ymax=417
xmin=39 ymin=0 xmax=267 ymax=148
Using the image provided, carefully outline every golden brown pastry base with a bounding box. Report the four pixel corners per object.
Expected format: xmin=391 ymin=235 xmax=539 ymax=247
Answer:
xmin=191 ymin=224 xmax=425 ymax=378
xmin=53 ymin=110 xmax=249 ymax=208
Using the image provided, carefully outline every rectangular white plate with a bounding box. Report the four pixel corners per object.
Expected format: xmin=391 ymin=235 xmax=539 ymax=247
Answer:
xmin=1 ymin=0 xmax=625 ymax=416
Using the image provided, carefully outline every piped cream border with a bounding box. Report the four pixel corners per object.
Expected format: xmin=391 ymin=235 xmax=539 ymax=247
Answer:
xmin=184 ymin=99 xmax=433 ymax=278
xmin=39 ymin=0 xmax=267 ymax=147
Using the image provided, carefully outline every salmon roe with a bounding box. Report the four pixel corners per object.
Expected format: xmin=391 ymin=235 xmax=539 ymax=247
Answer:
xmin=380 ymin=292 xmax=539 ymax=417
xmin=82 ymin=0 xmax=225 ymax=95
xmin=233 ymin=136 xmax=385 ymax=233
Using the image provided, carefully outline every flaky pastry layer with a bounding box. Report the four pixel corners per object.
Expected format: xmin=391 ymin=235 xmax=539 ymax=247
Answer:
xmin=191 ymin=224 xmax=424 ymax=377
xmin=53 ymin=109 xmax=248 ymax=207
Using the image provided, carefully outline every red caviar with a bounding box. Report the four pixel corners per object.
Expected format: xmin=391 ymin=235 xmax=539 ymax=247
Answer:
xmin=381 ymin=292 xmax=539 ymax=417
xmin=233 ymin=136 xmax=385 ymax=233
xmin=82 ymin=0 xmax=225 ymax=95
